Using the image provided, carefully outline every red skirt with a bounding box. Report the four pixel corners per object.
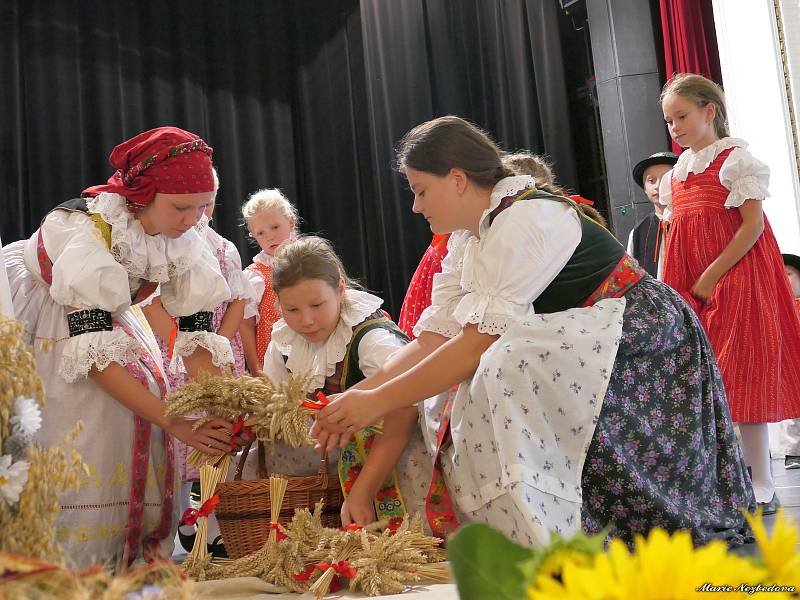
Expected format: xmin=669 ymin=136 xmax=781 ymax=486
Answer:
xmin=663 ymin=206 xmax=800 ymax=422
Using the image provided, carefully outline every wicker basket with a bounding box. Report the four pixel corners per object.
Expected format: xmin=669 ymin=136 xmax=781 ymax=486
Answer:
xmin=214 ymin=440 xmax=343 ymax=559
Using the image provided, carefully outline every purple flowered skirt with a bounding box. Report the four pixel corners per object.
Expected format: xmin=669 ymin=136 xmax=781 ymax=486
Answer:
xmin=581 ymin=277 xmax=755 ymax=545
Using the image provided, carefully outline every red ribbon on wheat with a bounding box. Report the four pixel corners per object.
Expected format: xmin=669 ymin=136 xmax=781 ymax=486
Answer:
xmin=292 ymin=560 xmax=357 ymax=581
xmin=301 ymin=391 xmax=332 ymax=411
xmin=181 ymin=495 xmax=219 ymax=526
xmin=266 ymin=521 xmax=286 ymax=541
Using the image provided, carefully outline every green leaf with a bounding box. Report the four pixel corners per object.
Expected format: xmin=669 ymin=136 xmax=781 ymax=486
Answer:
xmin=517 ymin=529 xmax=607 ymax=586
xmin=447 ymin=523 xmax=536 ymax=600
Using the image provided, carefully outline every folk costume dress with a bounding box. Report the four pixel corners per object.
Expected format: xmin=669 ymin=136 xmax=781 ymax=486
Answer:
xmin=415 ymin=175 xmax=753 ymax=548
xmin=626 ymin=212 xmax=668 ymax=279
xmin=168 ymin=217 xmax=256 ymax=483
xmin=773 ymin=299 xmax=800 ymax=462
xmin=398 ymin=234 xmax=451 ymax=339
xmin=3 ymin=192 xmax=233 ymax=567
xmin=660 ymin=138 xmax=800 ymax=423
xmin=260 ymin=289 xmax=433 ymax=523
xmin=244 ymin=250 xmax=282 ymax=362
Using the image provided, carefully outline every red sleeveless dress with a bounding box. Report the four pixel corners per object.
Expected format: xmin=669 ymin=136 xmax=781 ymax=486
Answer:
xmin=663 ymin=148 xmax=800 ymax=422
xmin=247 ymin=261 xmax=282 ymax=361
xmin=398 ymin=233 xmax=451 ymax=338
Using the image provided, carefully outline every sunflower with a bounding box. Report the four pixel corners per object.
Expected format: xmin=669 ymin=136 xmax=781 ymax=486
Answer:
xmin=745 ymin=507 xmax=800 ymax=588
xmin=529 ymin=529 xmax=773 ymax=599
xmin=520 ymin=530 xmax=605 ymax=591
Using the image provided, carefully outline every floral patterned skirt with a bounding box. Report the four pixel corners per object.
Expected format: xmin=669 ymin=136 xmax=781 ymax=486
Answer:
xmin=581 ymin=278 xmax=755 ymax=545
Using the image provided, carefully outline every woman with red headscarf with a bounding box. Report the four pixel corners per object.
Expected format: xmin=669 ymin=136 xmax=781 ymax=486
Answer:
xmin=3 ymin=127 xmax=245 ymax=566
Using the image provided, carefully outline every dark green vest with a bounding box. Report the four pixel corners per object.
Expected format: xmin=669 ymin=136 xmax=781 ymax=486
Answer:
xmin=336 ymin=310 xmax=409 ymax=391
xmin=491 ymin=190 xmax=625 ymax=313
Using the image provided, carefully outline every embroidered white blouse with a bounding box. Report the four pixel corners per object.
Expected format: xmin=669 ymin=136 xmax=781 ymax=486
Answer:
xmin=242 ymin=250 xmax=274 ymax=321
xmin=262 ymin=289 xmax=405 ymax=391
xmin=195 ymin=218 xmax=258 ymax=305
xmin=658 ymin=137 xmax=770 ymax=222
xmin=413 ymin=175 xmax=582 ymax=339
xmin=23 ymin=192 xmax=234 ymax=382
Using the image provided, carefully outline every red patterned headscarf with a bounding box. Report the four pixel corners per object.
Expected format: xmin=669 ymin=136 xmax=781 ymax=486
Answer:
xmin=82 ymin=126 xmax=214 ymax=212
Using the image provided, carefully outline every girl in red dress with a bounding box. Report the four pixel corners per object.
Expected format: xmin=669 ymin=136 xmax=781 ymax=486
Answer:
xmin=660 ymin=73 xmax=800 ymax=511
xmin=240 ymin=189 xmax=298 ymax=375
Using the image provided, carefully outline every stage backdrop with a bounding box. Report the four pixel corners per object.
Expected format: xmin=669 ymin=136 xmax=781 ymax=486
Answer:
xmin=1 ymin=0 xmax=577 ymax=315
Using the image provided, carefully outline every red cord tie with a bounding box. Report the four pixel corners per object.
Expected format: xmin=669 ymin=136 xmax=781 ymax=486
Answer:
xmin=319 ymin=560 xmax=357 ymax=579
xmin=229 ymin=416 xmax=252 ymax=449
xmin=166 ymin=319 xmax=178 ymax=361
xmin=301 ymin=391 xmax=331 ymax=411
xmin=653 ymin=219 xmax=668 ymax=263
xmin=266 ymin=521 xmax=286 ymax=541
xmin=292 ymin=560 xmax=357 ymax=582
xmin=567 ymin=194 xmax=595 ymax=206
xmin=181 ymin=495 xmax=219 ymax=526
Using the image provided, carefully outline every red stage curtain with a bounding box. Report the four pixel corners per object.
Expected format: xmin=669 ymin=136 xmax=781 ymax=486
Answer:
xmin=659 ymin=0 xmax=723 ymax=152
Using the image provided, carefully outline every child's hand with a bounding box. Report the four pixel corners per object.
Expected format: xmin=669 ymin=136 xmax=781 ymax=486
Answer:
xmin=341 ymin=493 xmax=377 ymax=527
xmin=318 ymin=389 xmax=385 ymax=436
xmin=691 ymin=270 xmax=718 ymax=303
xmin=230 ymin=425 xmax=254 ymax=450
xmin=309 ymin=426 xmax=350 ymax=453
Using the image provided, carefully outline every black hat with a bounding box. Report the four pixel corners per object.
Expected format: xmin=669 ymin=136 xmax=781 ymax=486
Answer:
xmin=783 ymin=253 xmax=800 ymax=273
xmin=632 ymin=152 xmax=679 ymax=189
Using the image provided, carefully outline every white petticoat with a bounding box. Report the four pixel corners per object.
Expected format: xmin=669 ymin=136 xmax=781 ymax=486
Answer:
xmin=4 ymin=240 xmax=178 ymax=567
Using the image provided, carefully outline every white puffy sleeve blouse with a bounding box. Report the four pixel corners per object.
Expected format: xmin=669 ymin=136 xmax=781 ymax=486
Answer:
xmin=34 ymin=193 xmax=233 ymax=382
xmin=414 ymin=176 xmax=581 ymax=339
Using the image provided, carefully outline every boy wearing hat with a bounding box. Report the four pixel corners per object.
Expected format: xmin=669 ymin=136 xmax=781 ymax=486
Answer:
xmin=782 ymin=253 xmax=800 ymax=299
xmin=626 ymin=152 xmax=678 ymax=278
xmin=777 ymin=253 xmax=800 ymax=469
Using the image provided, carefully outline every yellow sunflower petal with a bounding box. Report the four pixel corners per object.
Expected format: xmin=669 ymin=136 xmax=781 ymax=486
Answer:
xmin=745 ymin=507 xmax=800 ymax=587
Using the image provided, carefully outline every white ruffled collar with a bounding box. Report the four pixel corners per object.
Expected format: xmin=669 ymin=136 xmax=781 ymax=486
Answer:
xmin=271 ymin=289 xmax=384 ymax=391
xmin=86 ymin=192 xmax=204 ymax=283
xmin=478 ymin=175 xmax=537 ymax=238
xmin=672 ymin=137 xmax=747 ymax=181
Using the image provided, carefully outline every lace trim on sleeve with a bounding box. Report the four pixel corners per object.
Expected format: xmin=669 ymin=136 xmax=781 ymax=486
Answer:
xmin=452 ymin=291 xmax=526 ymax=336
xmin=168 ymin=331 xmax=234 ymax=374
xmin=59 ymin=328 xmax=143 ymax=383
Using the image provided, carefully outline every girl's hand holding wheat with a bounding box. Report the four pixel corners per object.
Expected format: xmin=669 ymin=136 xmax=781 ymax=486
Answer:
xmin=167 ymin=417 xmax=234 ymax=454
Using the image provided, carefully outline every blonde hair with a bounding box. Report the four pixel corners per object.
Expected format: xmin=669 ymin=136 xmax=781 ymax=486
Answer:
xmin=271 ymin=236 xmax=360 ymax=295
xmin=502 ymin=151 xmax=555 ymax=187
xmin=212 ymin=166 xmax=220 ymax=192
xmin=502 ymin=150 xmax=608 ymax=228
xmin=660 ymin=73 xmax=729 ymax=139
xmin=241 ymin=188 xmax=299 ymax=231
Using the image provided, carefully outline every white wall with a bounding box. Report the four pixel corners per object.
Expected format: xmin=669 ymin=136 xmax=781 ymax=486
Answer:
xmin=712 ymin=0 xmax=800 ymax=253
xmin=780 ymin=0 xmax=800 ymax=132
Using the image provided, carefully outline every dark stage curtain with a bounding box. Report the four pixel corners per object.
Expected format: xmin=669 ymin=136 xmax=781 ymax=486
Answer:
xmin=359 ymin=0 xmax=577 ymax=310
xmin=1 ymin=0 xmax=576 ymax=316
